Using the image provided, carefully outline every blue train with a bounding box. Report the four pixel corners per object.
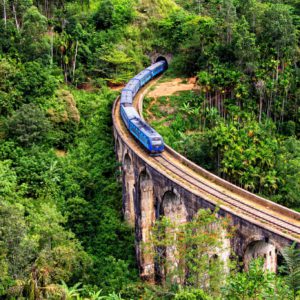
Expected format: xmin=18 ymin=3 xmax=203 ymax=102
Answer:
xmin=120 ymin=60 xmax=168 ymax=154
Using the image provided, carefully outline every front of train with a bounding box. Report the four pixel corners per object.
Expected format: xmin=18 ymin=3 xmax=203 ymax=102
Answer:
xmin=150 ymin=136 xmax=165 ymax=154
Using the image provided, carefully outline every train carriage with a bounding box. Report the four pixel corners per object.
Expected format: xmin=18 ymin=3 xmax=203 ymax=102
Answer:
xmin=122 ymin=79 xmax=140 ymax=97
xmin=134 ymin=69 xmax=152 ymax=87
xmin=120 ymin=60 xmax=167 ymax=154
xmin=120 ymin=105 xmax=140 ymax=128
xmin=120 ymin=90 xmax=133 ymax=105
xmin=146 ymin=61 xmax=167 ymax=77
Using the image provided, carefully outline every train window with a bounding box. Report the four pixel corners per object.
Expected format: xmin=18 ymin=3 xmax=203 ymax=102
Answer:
xmin=152 ymin=137 xmax=162 ymax=146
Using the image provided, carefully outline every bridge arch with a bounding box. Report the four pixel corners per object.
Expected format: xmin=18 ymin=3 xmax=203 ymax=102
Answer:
xmin=160 ymin=189 xmax=187 ymax=224
xmin=123 ymin=152 xmax=135 ymax=226
xmin=243 ymin=235 xmax=281 ymax=272
xmin=123 ymin=152 xmax=133 ymax=171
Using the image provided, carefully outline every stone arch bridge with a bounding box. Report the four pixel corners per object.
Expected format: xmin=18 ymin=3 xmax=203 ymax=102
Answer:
xmin=112 ymin=71 xmax=300 ymax=281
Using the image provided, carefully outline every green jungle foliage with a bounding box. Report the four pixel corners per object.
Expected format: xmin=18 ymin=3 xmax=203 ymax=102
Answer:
xmin=143 ymin=0 xmax=300 ymax=210
xmin=145 ymin=90 xmax=300 ymax=209
xmin=0 ymin=0 xmax=299 ymax=298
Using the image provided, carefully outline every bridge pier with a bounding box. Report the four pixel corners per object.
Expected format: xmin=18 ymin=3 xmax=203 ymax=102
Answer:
xmin=216 ymin=226 xmax=231 ymax=274
xmin=115 ymin=137 xmax=123 ymax=163
xmin=114 ymin=133 xmax=123 ymax=182
xmin=123 ymin=153 xmax=135 ymax=227
xmin=137 ymin=168 xmax=155 ymax=280
xmin=160 ymin=189 xmax=187 ymax=284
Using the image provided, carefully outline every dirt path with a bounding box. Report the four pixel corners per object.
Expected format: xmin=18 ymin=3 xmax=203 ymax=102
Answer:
xmin=146 ymin=97 xmax=158 ymax=120
xmin=110 ymin=85 xmax=124 ymax=91
xmin=55 ymin=149 xmax=67 ymax=157
xmin=147 ymin=77 xmax=198 ymax=98
xmin=145 ymin=77 xmax=198 ymax=123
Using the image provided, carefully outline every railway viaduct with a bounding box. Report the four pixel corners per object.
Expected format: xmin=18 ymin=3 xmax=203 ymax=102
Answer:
xmin=112 ymin=61 xmax=300 ymax=281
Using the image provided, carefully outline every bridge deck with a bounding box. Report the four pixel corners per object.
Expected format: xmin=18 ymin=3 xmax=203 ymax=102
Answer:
xmin=113 ymin=78 xmax=300 ymax=243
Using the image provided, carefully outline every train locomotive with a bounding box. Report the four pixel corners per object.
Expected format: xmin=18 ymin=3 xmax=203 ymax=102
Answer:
xmin=120 ymin=60 xmax=168 ymax=154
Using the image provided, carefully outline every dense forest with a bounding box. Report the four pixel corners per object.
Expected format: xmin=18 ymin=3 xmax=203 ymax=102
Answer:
xmin=144 ymin=0 xmax=300 ymax=210
xmin=0 ymin=0 xmax=299 ymax=299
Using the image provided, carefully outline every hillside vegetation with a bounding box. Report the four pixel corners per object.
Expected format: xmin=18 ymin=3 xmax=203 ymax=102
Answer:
xmin=145 ymin=0 xmax=300 ymax=210
xmin=0 ymin=0 xmax=299 ymax=298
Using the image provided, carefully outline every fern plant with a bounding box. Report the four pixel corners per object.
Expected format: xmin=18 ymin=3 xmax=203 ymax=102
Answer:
xmin=281 ymin=244 xmax=300 ymax=300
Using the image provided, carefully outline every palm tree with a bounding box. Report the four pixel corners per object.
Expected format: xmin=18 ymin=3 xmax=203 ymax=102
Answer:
xmin=59 ymin=281 xmax=82 ymax=300
xmin=104 ymin=292 xmax=124 ymax=299
xmin=86 ymin=290 xmax=105 ymax=300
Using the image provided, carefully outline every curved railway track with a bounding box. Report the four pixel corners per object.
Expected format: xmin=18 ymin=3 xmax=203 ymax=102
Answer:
xmin=113 ymin=76 xmax=300 ymax=243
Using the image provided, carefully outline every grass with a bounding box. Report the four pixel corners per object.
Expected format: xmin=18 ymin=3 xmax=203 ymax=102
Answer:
xmin=145 ymin=90 xmax=196 ymax=133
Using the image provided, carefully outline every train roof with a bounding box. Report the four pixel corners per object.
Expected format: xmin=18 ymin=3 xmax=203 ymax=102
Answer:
xmin=121 ymin=90 xmax=132 ymax=96
xmin=122 ymin=106 xmax=140 ymax=119
xmin=123 ymin=79 xmax=140 ymax=91
xmin=120 ymin=90 xmax=133 ymax=103
xmin=131 ymin=117 xmax=162 ymax=138
xmin=134 ymin=69 xmax=151 ymax=80
xmin=146 ymin=61 xmax=166 ymax=71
